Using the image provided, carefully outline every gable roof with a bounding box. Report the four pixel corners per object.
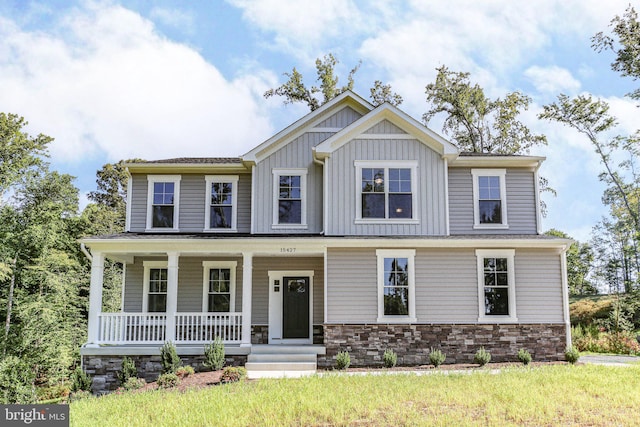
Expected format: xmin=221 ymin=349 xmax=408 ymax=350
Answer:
xmin=242 ymin=91 xmax=373 ymax=164
xmin=313 ymin=102 xmax=459 ymax=161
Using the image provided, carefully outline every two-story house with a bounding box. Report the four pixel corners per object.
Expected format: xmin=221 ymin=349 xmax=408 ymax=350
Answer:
xmin=80 ymin=91 xmax=571 ymax=392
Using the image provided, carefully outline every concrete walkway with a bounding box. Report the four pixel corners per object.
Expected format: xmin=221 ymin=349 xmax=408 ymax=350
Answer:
xmin=580 ymin=354 xmax=640 ymax=366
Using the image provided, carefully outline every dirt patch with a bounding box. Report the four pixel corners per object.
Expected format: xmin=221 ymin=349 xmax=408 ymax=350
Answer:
xmin=138 ymin=370 xmax=225 ymax=393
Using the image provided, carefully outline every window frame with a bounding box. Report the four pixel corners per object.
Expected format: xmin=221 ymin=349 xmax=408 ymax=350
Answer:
xmin=272 ymin=168 xmax=308 ymax=229
xmin=204 ymin=175 xmax=239 ymax=232
xmin=146 ymin=175 xmax=181 ymax=231
xmin=376 ymin=249 xmax=417 ymax=323
xmin=355 ymin=161 xmax=419 ymax=224
xmin=142 ymin=261 xmax=169 ymax=312
xmin=202 ymin=261 xmax=237 ymax=312
xmin=471 ymin=169 xmax=508 ymax=229
xmin=476 ymin=249 xmax=517 ymax=323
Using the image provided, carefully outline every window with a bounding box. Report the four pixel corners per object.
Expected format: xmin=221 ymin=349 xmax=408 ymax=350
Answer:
xmin=471 ymin=169 xmax=508 ymax=229
xmin=202 ymin=261 xmax=237 ymax=312
xmin=204 ymin=176 xmax=238 ymax=231
xmin=356 ymin=161 xmax=418 ymax=223
xmin=146 ymin=175 xmax=181 ymax=230
xmin=143 ymin=261 xmax=168 ymax=312
xmin=476 ymin=249 xmax=517 ymax=322
xmin=376 ymin=249 xmax=416 ymax=322
xmin=272 ymin=169 xmax=307 ymax=229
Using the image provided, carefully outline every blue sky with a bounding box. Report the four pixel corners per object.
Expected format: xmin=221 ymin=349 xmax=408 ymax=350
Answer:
xmin=1 ymin=0 xmax=638 ymax=242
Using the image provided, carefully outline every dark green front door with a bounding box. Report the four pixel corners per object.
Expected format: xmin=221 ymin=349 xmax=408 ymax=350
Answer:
xmin=282 ymin=277 xmax=310 ymax=339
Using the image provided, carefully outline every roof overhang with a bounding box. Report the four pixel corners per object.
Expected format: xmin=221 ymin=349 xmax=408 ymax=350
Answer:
xmin=124 ymin=162 xmax=250 ymax=174
xmin=449 ymin=155 xmax=546 ymax=169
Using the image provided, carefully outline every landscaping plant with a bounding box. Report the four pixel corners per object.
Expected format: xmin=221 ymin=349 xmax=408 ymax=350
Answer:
xmin=204 ymin=336 xmax=226 ymax=371
xmin=160 ymin=341 xmax=181 ymax=374
xmin=117 ymin=356 xmax=138 ymax=386
xmin=565 ymin=346 xmax=580 ymax=364
xmin=517 ymin=349 xmax=532 ymax=366
xmin=123 ymin=377 xmax=146 ymax=391
xmin=474 ymin=347 xmax=491 ymax=366
xmin=220 ymin=367 xmax=247 ymax=383
xmin=335 ymin=351 xmax=351 ymax=370
xmin=176 ymin=366 xmax=195 ymax=378
xmin=71 ymin=366 xmax=92 ymax=393
xmin=156 ymin=373 xmax=179 ymax=389
xmin=429 ymin=348 xmax=446 ymax=367
xmin=383 ymin=349 xmax=397 ymax=368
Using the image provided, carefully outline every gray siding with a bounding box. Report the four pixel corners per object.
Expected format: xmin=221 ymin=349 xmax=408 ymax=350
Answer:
xmin=515 ymin=249 xmax=564 ymax=323
xmin=127 ymin=173 xmax=251 ymax=233
xmin=253 ymin=133 xmax=333 ymax=233
xmin=448 ymin=167 xmax=538 ymax=235
xmin=325 ymin=138 xmax=447 ymax=236
xmin=364 ymin=119 xmax=407 ymax=134
xmin=314 ymin=106 xmax=362 ymax=128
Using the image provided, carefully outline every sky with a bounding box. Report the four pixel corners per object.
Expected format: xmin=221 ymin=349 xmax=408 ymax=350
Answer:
xmin=1 ymin=0 xmax=639 ymax=242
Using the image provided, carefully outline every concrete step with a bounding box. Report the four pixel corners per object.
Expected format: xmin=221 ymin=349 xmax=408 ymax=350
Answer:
xmin=247 ymin=353 xmax=317 ymax=363
xmin=247 ymin=370 xmax=316 ymax=379
xmin=245 ymin=362 xmax=317 ymax=372
xmin=250 ymin=345 xmax=325 ymax=355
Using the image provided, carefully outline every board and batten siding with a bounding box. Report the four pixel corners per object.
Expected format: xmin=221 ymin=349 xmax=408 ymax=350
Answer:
xmin=123 ymin=256 xmax=243 ymax=313
xmin=253 ymin=132 xmax=334 ymax=233
xmin=127 ymin=173 xmax=251 ymax=233
xmin=324 ymin=138 xmax=447 ymax=236
xmin=325 ymin=247 xmax=564 ymax=324
xmin=313 ymin=106 xmax=363 ymax=128
xmin=448 ymin=167 xmax=538 ymax=235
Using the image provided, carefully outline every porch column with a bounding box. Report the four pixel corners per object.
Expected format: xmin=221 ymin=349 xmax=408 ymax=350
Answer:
xmin=166 ymin=252 xmax=179 ymax=342
xmin=241 ymin=252 xmax=253 ymax=347
xmin=86 ymin=251 xmax=105 ymax=346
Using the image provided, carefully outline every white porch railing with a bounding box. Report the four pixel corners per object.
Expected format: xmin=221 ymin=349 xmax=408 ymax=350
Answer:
xmin=96 ymin=312 xmax=242 ymax=344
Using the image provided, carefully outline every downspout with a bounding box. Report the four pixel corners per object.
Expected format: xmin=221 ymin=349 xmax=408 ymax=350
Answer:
xmin=312 ymin=149 xmax=326 ymax=235
xmin=80 ymin=243 xmax=92 ymax=262
xmin=560 ymin=243 xmax=571 ymax=351
xmin=534 ymin=161 xmax=543 ymax=235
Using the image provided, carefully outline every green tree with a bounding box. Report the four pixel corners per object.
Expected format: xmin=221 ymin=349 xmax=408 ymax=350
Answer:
xmin=545 ymin=229 xmax=596 ymax=295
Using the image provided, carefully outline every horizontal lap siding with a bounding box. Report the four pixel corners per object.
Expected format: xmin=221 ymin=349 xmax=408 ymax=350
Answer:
xmin=326 ymin=138 xmax=446 ymax=236
xmin=236 ymin=174 xmax=251 ymax=233
xmin=129 ymin=174 xmax=148 ymax=232
xmin=515 ymin=249 xmax=563 ymax=322
xmin=123 ymin=260 xmax=144 ymax=311
xmin=179 ymin=175 xmax=205 ymax=232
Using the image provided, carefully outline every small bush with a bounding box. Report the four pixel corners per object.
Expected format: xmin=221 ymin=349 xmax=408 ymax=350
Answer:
xmin=156 ymin=373 xmax=179 ymax=389
xmin=71 ymin=367 xmax=92 ymax=393
xmin=176 ymin=365 xmax=195 ymax=378
xmin=123 ymin=377 xmax=146 ymax=391
xmin=570 ymin=298 xmax=613 ymax=326
xmin=220 ymin=367 xmax=247 ymax=383
xmin=117 ymin=356 xmax=138 ymax=386
xmin=160 ymin=341 xmax=181 ymax=374
xmin=68 ymin=390 xmax=92 ymax=402
xmin=204 ymin=336 xmax=225 ymax=371
xmin=0 ymin=356 xmax=36 ymax=404
xmin=474 ymin=347 xmax=491 ymax=366
xmin=429 ymin=348 xmax=446 ymax=367
xmin=565 ymin=346 xmax=580 ymax=364
xmin=335 ymin=351 xmax=351 ymax=370
xmin=517 ymin=349 xmax=532 ymax=366
xmin=383 ymin=349 xmax=397 ymax=368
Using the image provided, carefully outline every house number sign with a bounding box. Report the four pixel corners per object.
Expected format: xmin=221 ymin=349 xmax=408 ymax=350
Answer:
xmin=280 ymin=247 xmax=296 ymax=253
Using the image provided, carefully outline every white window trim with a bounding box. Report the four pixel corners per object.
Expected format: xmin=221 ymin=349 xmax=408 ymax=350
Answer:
xmin=471 ymin=169 xmax=508 ymax=229
xmin=202 ymin=261 xmax=237 ymax=312
xmin=146 ymin=175 xmax=181 ymax=232
xmin=355 ymin=160 xmax=419 ymax=224
xmin=142 ymin=260 xmax=168 ymax=312
xmin=272 ymin=168 xmax=308 ymax=229
xmin=204 ymin=175 xmax=239 ymax=232
xmin=476 ymin=249 xmax=518 ymax=323
xmin=376 ymin=249 xmax=417 ymax=323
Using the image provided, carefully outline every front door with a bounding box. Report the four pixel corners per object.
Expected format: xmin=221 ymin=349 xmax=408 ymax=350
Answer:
xmin=282 ymin=277 xmax=310 ymax=339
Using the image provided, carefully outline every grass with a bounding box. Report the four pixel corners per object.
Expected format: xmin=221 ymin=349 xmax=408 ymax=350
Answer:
xmin=70 ymin=365 xmax=640 ymax=426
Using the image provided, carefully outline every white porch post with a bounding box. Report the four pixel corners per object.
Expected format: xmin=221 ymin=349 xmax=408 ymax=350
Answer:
xmin=86 ymin=251 xmax=105 ymax=346
xmin=241 ymin=252 xmax=253 ymax=347
xmin=166 ymin=252 xmax=179 ymax=342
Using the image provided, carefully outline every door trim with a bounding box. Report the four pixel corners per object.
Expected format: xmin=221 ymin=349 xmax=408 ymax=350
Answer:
xmin=268 ymin=270 xmax=314 ymax=344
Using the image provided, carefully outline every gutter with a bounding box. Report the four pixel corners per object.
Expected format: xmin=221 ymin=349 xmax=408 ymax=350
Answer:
xmin=80 ymin=243 xmax=92 ymax=262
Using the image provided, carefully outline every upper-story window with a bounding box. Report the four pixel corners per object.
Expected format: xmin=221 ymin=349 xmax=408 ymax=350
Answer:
xmin=143 ymin=261 xmax=168 ymax=312
xmin=146 ymin=175 xmax=181 ymax=231
xmin=273 ymin=168 xmax=307 ymax=229
xmin=471 ymin=169 xmax=508 ymax=229
xmin=476 ymin=249 xmax=517 ymax=322
xmin=204 ymin=175 xmax=238 ymax=232
xmin=202 ymin=261 xmax=237 ymax=312
xmin=376 ymin=249 xmax=416 ymax=322
xmin=355 ymin=161 xmax=418 ymax=223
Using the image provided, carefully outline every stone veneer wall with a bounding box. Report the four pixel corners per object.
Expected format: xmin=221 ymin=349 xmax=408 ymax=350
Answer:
xmin=251 ymin=325 xmax=325 ymax=344
xmin=318 ymin=324 xmax=567 ymax=367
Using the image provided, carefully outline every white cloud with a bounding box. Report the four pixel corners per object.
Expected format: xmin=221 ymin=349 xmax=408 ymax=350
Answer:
xmin=150 ymin=7 xmax=196 ymax=35
xmin=0 ymin=3 xmax=274 ymax=163
xmin=524 ymin=66 xmax=581 ymax=95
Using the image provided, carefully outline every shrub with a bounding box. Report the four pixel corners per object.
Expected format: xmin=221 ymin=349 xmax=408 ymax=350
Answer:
xmin=68 ymin=390 xmax=92 ymax=402
xmin=517 ymin=349 xmax=532 ymax=366
xmin=117 ymin=356 xmax=138 ymax=386
xmin=71 ymin=367 xmax=92 ymax=393
xmin=220 ymin=367 xmax=247 ymax=383
xmin=160 ymin=341 xmax=181 ymax=374
xmin=204 ymin=336 xmax=226 ymax=371
xmin=335 ymin=351 xmax=351 ymax=370
xmin=429 ymin=348 xmax=446 ymax=367
xmin=36 ymin=384 xmax=71 ymax=401
xmin=156 ymin=373 xmax=179 ymax=389
xmin=176 ymin=365 xmax=195 ymax=378
xmin=123 ymin=377 xmax=146 ymax=391
xmin=569 ymin=298 xmax=613 ymax=327
xmin=0 ymin=356 xmax=36 ymax=404
xmin=565 ymin=346 xmax=580 ymax=364
xmin=474 ymin=347 xmax=491 ymax=366
xmin=383 ymin=349 xmax=397 ymax=368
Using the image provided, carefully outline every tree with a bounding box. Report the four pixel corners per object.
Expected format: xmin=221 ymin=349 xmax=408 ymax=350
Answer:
xmin=545 ymin=229 xmax=596 ymax=295
xmin=265 ymin=53 xmax=402 ymax=110
xmin=423 ymin=66 xmax=547 ymax=154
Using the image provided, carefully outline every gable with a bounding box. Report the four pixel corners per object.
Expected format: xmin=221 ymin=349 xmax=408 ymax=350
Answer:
xmin=314 ymin=106 xmax=363 ymax=129
xmin=363 ymin=119 xmax=407 ymax=134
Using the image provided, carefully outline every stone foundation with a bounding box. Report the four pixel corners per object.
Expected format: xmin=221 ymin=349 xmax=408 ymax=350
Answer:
xmin=318 ymin=323 xmax=567 ymax=367
xmin=251 ymin=324 xmax=324 ymax=344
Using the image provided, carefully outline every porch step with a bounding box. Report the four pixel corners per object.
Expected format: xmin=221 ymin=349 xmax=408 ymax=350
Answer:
xmin=248 ymin=353 xmax=317 ymax=363
xmin=245 ymin=346 xmax=320 ymax=378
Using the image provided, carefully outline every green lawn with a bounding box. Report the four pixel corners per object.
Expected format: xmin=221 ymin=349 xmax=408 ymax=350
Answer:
xmin=71 ymin=365 xmax=640 ymax=426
